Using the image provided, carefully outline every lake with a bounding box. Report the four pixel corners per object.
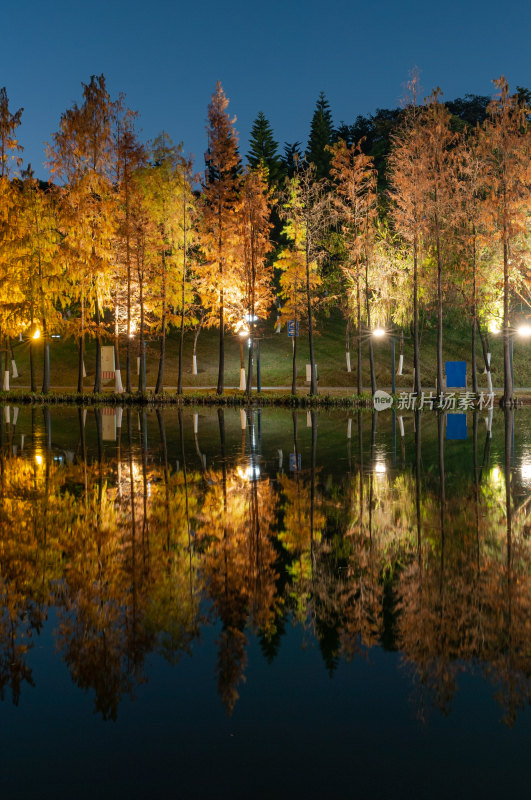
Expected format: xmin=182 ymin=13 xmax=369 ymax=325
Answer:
xmin=0 ymin=404 xmax=530 ymax=799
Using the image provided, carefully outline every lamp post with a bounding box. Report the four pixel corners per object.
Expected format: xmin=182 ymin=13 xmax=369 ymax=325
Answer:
xmin=372 ymin=327 xmax=396 ymax=394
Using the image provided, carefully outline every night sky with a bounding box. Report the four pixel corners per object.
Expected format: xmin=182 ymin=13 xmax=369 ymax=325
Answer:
xmin=3 ymin=0 xmax=530 ymax=179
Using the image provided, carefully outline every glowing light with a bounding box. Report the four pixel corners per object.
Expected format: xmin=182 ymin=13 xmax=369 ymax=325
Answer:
xmin=372 ymin=327 xmax=386 ymax=338
xmin=488 ymin=320 xmax=501 ymax=335
xmin=490 ymin=466 xmax=502 ymax=485
xmin=374 ymin=461 xmax=387 ymax=475
xmin=238 ymin=327 xmax=250 ymax=338
xmin=517 ymin=324 xmax=531 ymax=338
xmin=35 ymin=454 xmax=43 ymax=466
xmin=521 ymin=463 xmax=531 ymax=480
xmin=32 ymin=328 xmax=41 ymax=340
xmin=244 ymin=314 xmax=259 ymax=323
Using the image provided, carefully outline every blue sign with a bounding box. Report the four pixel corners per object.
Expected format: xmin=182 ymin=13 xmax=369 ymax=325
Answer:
xmin=287 ymin=320 xmax=299 ymax=337
xmin=446 ymin=414 xmax=467 ymax=440
xmin=446 ymin=361 xmax=467 ymax=389
xmin=289 ymin=452 xmax=302 ymax=471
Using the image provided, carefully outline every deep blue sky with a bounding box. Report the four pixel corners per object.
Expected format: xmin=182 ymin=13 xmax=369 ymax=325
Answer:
xmin=3 ymin=0 xmax=530 ymax=179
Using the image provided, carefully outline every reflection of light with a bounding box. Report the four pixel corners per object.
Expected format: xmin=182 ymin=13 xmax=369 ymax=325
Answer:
xmin=244 ymin=314 xmax=259 ymax=323
xmin=488 ymin=320 xmax=501 ymax=335
xmin=236 ymin=463 xmax=261 ymax=482
xmin=238 ymin=327 xmax=250 ymax=337
xmin=35 ymin=454 xmax=43 ymax=466
xmin=517 ymin=325 xmax=531 ymax=338
xmin=33 ymin=328 xmax=41 ymax=340
xmin=522 ymin=463 xmax=531 ymax=480
xmin=372 ymin=328 xmax=386 ymax=338
xmin=374 ymin=461 xmax=387 ymax=475
xmin=246 ymin=465 xmax=261 ymax=481
xmin=490 ymin=466 xmax=502 ymax=485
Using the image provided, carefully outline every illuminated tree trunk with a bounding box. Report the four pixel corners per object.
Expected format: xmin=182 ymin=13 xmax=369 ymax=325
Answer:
xmin=155 ymin=252 xmax=166 ymax=394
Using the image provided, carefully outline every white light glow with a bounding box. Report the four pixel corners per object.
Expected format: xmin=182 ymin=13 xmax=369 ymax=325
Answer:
xmin=32 ymin=328 xmax=41 ymax=340
xmin=517 ymin=324 xmax=531 ymax=338
xmin=374 ymin=461 xmax=387 ymax=475
xmin=488 ymin=320 xmax=501 ymax=335
xmin=372 ymin=328 xmax=386 ymax=338
xmin=521 ymin=463 xmax=531 ymax=480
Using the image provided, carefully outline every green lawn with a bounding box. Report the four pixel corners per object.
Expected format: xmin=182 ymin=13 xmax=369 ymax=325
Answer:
xmin=7 ymin=310 xmax=530 ymax=392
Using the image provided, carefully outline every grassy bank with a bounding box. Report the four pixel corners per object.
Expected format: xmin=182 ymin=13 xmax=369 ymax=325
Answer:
xmin=5 ymin=309 xmax=531 ymax=393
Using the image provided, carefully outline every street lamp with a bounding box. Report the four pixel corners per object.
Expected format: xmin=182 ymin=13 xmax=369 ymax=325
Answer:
xmin=372 ymin=327 xmax=396 ymax=394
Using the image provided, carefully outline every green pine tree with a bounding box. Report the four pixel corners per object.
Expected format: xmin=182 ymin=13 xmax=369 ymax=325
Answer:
xmin=307 ymin=91 xmax=335 ymax=179
xmin=247 ymin=111 xmax=284 ymax=186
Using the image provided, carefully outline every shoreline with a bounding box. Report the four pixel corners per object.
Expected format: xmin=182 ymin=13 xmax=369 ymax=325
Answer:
xmin=0 ymin=388 xmax=530 ymax=408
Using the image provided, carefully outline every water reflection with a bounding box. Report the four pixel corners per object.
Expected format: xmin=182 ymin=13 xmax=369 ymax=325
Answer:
xmin=0 ymin=404 xmax=530 ymax=724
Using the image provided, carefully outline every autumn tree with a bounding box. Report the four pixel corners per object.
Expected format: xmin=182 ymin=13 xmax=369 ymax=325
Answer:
xmin=388 ymin=76 xmax=425 ymax=397
xmin=48 ymin=74 xmax=118 ymax=393
xmin=417 ymin=90 xmax=458 ymax=395
xmin=236 ymin=165 xmax=273 ymax=396
xmin=276 ymin=165 xmax=327 ymax=395
xmin=198 ymin=82 xmax=241 ymax=395
xmin=479 ymin=77 xmax=531 ymax=406
xmin=329 ymin=139 xmax=379 ymax=394
xmin=18 ymin=167 xmax=63 ymax=393
xmin=0 ymin=87 xmax=23 ymax=391
xmin=114 ymin=104 xmax=145 ymax=393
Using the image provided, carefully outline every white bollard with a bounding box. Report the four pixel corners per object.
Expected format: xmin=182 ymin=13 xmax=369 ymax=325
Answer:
xmin=115 ymin=369 xmax=124 ymax=393
xmin=398 ymin=354 xmax=404 ymax=376
xmin=2 ymin=370 xmax=9 ymax=391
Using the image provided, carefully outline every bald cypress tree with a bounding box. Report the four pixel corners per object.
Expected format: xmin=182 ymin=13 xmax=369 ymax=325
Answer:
xmin=247 ymin=111 xmax=284 ymax=186
xmin=307 ymin=91 xmax=335 ymax=179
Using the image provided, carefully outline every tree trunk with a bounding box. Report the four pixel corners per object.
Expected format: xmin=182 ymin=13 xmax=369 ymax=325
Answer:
xmin=502 ymin=237 xmax=513 ymax=406
xmin=155 ymin=254 xmax=167 ymax=394
xmin=413 ymin=237 xmax=421 ymax=396
xmin=305 ymin=236 xmax=317 ymax=395
xmin=217 ymin=282 xmax=224 ymax=395
xmin=476 ymin=319 xmax=493 ymax=393
xmin=93 ymin=298 xmax=102 ymax=394
xmin=357 ymin=270 xmax=362 ymax=396
xmin=138 ymin=273 xmax=146 ymax=394
xmin=178 ymin=192 xmax=187 ymax=395
xmin=365 ymin=262 xmax=376 ymax=394
xmin=30 ymin=334 xmax=36 ymax=393
xmin=291 ymin=329 xmax=297 ymax=396
xmin=435 ymin=222 xmax=444 ymax=396
xmin=42 ymin=317 xmax=50 ymax=394
xmin=471 ymin=232 xmax=478 ymax=395
xmin=345 ymin=317 xmax=351 ymax=373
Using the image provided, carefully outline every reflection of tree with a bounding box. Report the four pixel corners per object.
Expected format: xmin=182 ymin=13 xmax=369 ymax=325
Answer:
xmin=197 ymin=411 xmax=279 ymax=712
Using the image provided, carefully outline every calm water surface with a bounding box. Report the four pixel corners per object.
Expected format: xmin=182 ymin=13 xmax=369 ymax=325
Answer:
xmin=0 ymin=404 xmax=530 ymax=799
